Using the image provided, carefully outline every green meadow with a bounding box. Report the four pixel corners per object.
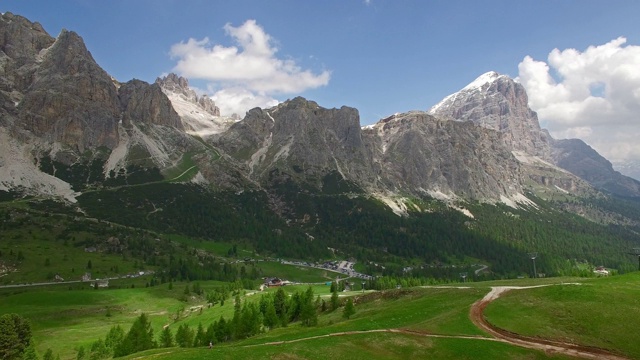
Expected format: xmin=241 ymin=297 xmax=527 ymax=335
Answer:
xmin=484 ymin=272 xmax=640 ymax=359
xmin=2 ymin=266 xmax=640 ymax=359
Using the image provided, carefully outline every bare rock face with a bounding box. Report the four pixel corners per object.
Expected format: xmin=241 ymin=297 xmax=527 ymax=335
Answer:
xmin=216 ymin=97 xmax=372 ymax=188
xmin=17 ymin=29 xmax=121 ymax=151
xmin=363 ymin=112 xmax=523 ymax=200
xmin=429 ymin=72 xmax=552 ymax=161
xmin=552 ymin=138 xmax=640 ymax=197
xmin=156 ymin=73 xmax=220 ymax=116
xmin=429 ymin=71 xmax=640 ymax=198
xmin=119 ymin=79 xmax=183 ymax=129
xmin=0 ymin=12 xmax=55 ymax=93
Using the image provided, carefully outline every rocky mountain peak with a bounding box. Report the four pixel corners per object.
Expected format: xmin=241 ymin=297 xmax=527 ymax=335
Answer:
xmin=460 ymin=71 xmax=504 ymax=91
xmin=156 ymin=73 xmax=192 ymax=98
xmin=428 ymin=71 xmax=552 ymax=161
xmin=156 ymin=73 xmax=220 ymax=117
xmin=216 ymin=97 xmax=371 ymax=188
xmin=429 ymin=71 xmax=640 ymax=198
xmin=17 ymin=26 xmax=121 ymax=152
xmin=156 ymin=74 xmax=220 ymax=114
xmin=1 ymin=12 xmax=53 ymax=62
xmin=118 ymin=79 xmax=183 ymax=129
xmin=155 ymin=73 xmax=231 ymax=137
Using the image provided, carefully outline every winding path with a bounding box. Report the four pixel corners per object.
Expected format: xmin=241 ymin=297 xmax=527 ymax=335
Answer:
xmin=469 ymin=285 xmax=630 ymax=360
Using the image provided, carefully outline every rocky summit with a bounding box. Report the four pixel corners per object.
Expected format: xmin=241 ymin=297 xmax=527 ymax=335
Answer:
xmin=1 ymin=11 xmax=639 ymax=217
xmin=429 ymin=71 xmax=640 ymax=198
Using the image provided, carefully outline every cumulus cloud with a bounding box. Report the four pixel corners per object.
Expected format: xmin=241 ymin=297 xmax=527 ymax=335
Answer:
xmin=518 ymin=37 xmax=640 ymax=162
xmin=169 ymin=20 xmax=330 ymax=116
xmin=210 ymin=86 xmax=279 ymax=118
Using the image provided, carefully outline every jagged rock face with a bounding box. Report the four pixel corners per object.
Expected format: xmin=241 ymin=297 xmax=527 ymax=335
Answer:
xmin=0 ymin=12 xmax=54 ymax=94
xmin=17 ymin=29 xmax=121 ymax=152
xmin=429 ymin=72 xmax=552 ymax=161
xmin=156 ymin=73 xmax=235 ymax=138
xmin=216 ymin=97 xmax=372 ymax=188
xmin=428 ymin=71 xmax=640 ymax=198
xmin=552 ymin=138 xmax=640 ymax=197
xmin=364 ymin=112 xmax=523 ymax=200
xmin=156 ymin=73 xmax=220 ymax=116
xmin=119 ymin=79 xmax=182 ymax=129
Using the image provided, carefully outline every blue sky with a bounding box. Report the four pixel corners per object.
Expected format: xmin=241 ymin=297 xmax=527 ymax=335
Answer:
xmin=3 ymin=0 xmax=640 ymax=165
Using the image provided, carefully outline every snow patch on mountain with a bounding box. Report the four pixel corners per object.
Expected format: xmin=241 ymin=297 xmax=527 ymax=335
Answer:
xmin=165 ymin=92 xmax=236 ymax=138
xmin=0 ymin=129 xmax=76 ymax=202
xmin=428 ymin=71 xmax=506 ymax=115
xmin=462 ymin=71 xmax=503 ymax=91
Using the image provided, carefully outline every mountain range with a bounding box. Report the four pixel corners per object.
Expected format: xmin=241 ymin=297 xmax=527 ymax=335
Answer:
xmin=2 ymin=12 xmax=640 ymax=277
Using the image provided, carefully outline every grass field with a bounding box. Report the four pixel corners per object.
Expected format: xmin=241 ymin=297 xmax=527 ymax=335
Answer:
xmin=484 ymin=272 xmax=640 ymax=359
xmin=3 ymin=265 xmax=639 ymax=359
xmin=130 ymin=332 xmax=573 ymax=360
xmin=0 ymin=217 xmax=144 ymax=284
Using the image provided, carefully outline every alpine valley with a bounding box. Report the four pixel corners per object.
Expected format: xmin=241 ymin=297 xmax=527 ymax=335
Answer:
xmin=2 ymin=11 xmax=640 ymax=286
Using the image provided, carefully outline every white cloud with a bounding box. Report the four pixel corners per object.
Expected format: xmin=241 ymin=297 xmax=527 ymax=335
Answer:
xmin=169 ymin=20 xmax=330 ymax=116
xmin=518 ymin=37 xmax=640 ymax=162
xmin=210 ymin=86 xmax=279 ymax=118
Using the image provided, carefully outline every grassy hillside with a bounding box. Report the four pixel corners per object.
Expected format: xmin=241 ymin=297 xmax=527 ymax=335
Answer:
xmin=484 ymin=272 xmax=640 ymax=359
xmin=4 ymin=270 xmax=639 ymax=359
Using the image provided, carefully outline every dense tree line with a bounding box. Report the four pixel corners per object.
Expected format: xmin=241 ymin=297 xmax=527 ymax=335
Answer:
xmin=14 ymin=175 xmax=639 ymax=281
xmin=82 ymin=286 xmax=354 ymax=358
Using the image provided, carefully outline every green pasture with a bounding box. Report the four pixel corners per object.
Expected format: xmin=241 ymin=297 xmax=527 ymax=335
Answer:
xmin=484 ymin=272 xmax=640 ymax=359
xmin=0 ymin=223 xmax=143 ymax=284
xmin=0 ymin=280 xmax=239 ymax=359
xmin=129 ymin=332 xmax=572 ymax=360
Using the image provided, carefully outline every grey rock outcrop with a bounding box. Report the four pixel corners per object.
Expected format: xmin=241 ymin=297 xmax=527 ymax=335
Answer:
xmin=363 ymin=112 xmax=523 ymax=200
xmin=429 ymin=71 xmax=552 ymax=161
xmin=119 ymin=79 xmax=183 ymax=129
xmin=0 ymin=12 xmax=54 ymax=95
xmin=0 ymin=12 xmax=194 ymax=178
xmin=156 ymin=73 xmax=220 ymax=116
xmin=552 ymin=138 xmax=640 ymax=197
xmin=216 ymin=97 xmax=372 ymax=188
xmin=18 ymin=29 xmax=121 ymax=151
xmin=428 ymin=71 xmax=640 ymax=198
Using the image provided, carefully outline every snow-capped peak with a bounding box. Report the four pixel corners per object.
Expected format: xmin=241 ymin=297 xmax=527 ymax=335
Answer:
xmin=461 ymin=71 xmax=502 ymax=91
xmin=428 ymin=71 xmax=505 ymax=115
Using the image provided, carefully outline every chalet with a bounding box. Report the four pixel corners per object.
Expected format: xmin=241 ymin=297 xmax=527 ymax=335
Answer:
xmin=264 ymin=277 xmax=284 ymax=287
xmin=594 ymin=266 xmax=610 ymax=276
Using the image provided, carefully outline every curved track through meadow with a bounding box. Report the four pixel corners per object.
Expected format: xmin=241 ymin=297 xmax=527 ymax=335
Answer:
xmin=468 ymin=285 xmax=630 ymax=360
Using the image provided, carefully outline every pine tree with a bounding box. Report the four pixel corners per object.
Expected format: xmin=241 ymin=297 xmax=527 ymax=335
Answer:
xmin=159 ymin=326 xmax=173 ymax=348
xmin=343 ymin=298 xmax=356 ymax=319
xmin=0 ymin=313 xmax=32 ymax=360
xmin=175 ymin=324 xmax=194 ymax=348
xmin=300 ymin=287 xmax=318 ymax=326
xmin=330 ymin=289 xmax=340 ymax=311
xmin=115 ymin=313 xmax=155 ymax=356
xmin=193 ymin=323 xmax=206 ymax=347
xmin=104 ymin=325 xmax=124 ymax=354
